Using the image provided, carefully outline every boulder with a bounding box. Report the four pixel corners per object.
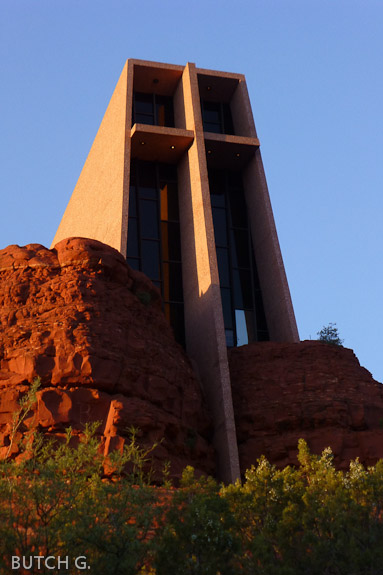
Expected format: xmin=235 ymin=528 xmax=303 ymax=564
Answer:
xmin=229 ymin=341 xmax=383 ymax=473
xmin=0 ymin=238 xmax=214 ymax=479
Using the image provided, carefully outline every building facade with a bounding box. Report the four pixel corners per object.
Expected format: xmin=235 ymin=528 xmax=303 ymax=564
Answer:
xmin=52 ymin=59 xmax=299 ymax=482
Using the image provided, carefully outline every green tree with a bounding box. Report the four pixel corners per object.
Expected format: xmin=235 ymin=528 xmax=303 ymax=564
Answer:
xmin=3 ymin=382 xmax=383 ymax=574
xmin=154 ymin=468 xmax=241 ymax=575
xmin=317 ymin=322 xmax=344 ymax=345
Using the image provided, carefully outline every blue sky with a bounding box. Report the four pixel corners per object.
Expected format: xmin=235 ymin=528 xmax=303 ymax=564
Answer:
xmin=1 ymin=0 xmax=382 ymax=382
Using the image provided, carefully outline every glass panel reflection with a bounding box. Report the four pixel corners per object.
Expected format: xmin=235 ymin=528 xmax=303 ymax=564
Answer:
xmin=235 ymin=309 xmax=248 ymax=346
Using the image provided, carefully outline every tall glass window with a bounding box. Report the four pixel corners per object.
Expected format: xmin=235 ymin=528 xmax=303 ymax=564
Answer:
xmin=127 ymin=160 xmax=185 ymax=346
xmin=209 ymin=169 xmax=269 ymax=346
xmin=132 ymin=93 xmax=175 ymax=128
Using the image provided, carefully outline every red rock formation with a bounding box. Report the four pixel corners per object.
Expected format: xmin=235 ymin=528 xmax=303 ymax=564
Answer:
xmin=229 ymin=341 xmax=383 ymax=473
xmin=0 ymin=238 xmax=214 ymax=479
xmin=1 ymin=238 xmax=383 ymax=481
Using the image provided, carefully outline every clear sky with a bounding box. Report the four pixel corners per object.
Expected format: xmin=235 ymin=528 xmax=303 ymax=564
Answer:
xmin=1 ymin=0 xmax=382 ymax=382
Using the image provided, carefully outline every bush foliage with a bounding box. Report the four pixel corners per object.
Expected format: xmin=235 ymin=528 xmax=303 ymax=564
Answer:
xmin=317 ymin=323 xmax=344 ymax=346
xmin=1 ymin=382 xmax=383 ymax=574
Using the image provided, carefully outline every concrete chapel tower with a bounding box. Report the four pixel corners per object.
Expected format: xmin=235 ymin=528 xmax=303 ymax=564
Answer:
xmin=52 ymin=59 xmax=299 ymax=482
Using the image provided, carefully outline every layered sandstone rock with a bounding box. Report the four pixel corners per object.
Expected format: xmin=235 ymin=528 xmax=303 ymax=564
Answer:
xmin=229 ymin=341 xmax=383 ymax=473
xmin=0 ymin=238 xmax=214 ymax=479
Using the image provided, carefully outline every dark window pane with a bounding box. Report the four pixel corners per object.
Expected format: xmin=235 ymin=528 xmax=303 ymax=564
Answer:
xmin=203 ymin=101 xmax=221 ymax=124
xmin=216 ymin=247 xmax=230 ymax=288
xmin=140 ymin=200 xmax=159 ymax=239
xmin=161 ymin=221 xmax=181 ymax=261
xmin=163 ymin=262 xmax=183 ymax=302
xmin=229 ymin=188 xmax=247 ymax=228
xmin=233 ymin=268 xmax=243 ymax=309
xmin=209 ymin=169 xmax=226 ymax=192
xmin=165 ymin=303 xmax=185 ymax=346
xmin=204 ymin=122 xmax=222 ymax=134
xmin=156 ymin=96 xmax=175 ymax=127
xmin=223 ymin=103 xmax=234 ymax=135
xmin=240 ymin=268 xmax=253 ymax=309
xmin=228 ymin=171 xmax=242 ymax=189
xmin=159 ymin=163 xmax=177 ymax=182
xmin=138 ymin=162 xmax=157 ymax=199
xmin=141 ymin=240 xmax=160 ymax=280
xmin=221 ymin=287 xmax=233 ymax=329
xmin=134 ymin=93 xmax=174 ymax=128
xmin=127 ymin=218 xmax=139 ymax=257
xmin=135 ymin=93 xmax=153 ymax=115
xmin=127 ymin=257 xmax=139 ymax=271
xmin=130 ymin=162 xmax=137 ymax=186
xmin=252 ymin=250 xmax=261 ymax=290
xmin=225 ymin=329 xmax=234 ymax=347
xmin=212 ymin=208 xmax=227 ymax=246
xmin=160 ymin=182 xmax=179 ymax=222
xmin=230 ymin=228 xmax=250 ymax=268
xmin=209 ymin=170 xmax=226 ymax=207
xmin=135 ymin=114 xmax=155 ymax=126
xmin=210 ymin=191 xmax=226 ymax=208
xmin=233 ymin=268 xmax=252 ymax=309
xmin=202 ymin=101 xmax=233 ymax=134
xmin=129 ymin=186 xmax=137 ymax=217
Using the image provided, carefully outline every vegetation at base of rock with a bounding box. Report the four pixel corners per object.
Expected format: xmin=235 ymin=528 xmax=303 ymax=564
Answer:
xmin=6 ymin=376 xmax=41 ymax=458
xmin=1 ymin=387 xmax=383 ymax=574
xmin=317 ymin=322 xmax=344 ymax=345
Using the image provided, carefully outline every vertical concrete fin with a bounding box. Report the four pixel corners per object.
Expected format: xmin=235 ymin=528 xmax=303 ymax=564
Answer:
xmin=179 ymin=63 xmax=241 ymax=483
xmin=119 ymin=61 xmax=134 ymax=256
xmin=244 ymin=149 xmax=299 ymax=342
xmin=51 ymin=62 xmax=130 ymax=252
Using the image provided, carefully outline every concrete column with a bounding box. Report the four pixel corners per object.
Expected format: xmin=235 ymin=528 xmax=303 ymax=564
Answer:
xmin=177 ymin=63 xmax=240 ymax=483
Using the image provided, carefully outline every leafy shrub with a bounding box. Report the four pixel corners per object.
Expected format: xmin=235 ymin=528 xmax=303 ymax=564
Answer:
xmin=2 ymin=381 xmax=383 ymax=574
